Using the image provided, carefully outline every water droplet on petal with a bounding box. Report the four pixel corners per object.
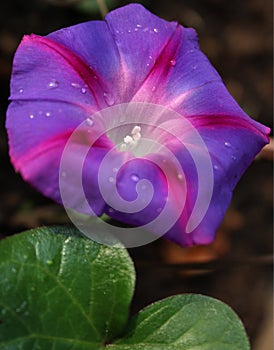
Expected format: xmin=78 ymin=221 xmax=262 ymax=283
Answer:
xmin=136 ymin=24 xmax=142 ymax=28
xmin=127 ymin=29 xmax=132 ymax=33
xmin=152 ymin=86 xmax=156 ymax=92
xmin=131 ymin=174 xmax=139 ymax=182
xmin=103 ymin=92 xmax=115 ymax=106
xmin=177 ymin=173 xmax=183 ymax=181
xmin=153 ymin=28 xmax=158 ymax=33
xmin=231 ymin=155 xmax=237 ymax=161
xmin=224 ymin=141 xmax=231 ymax=148
xmin=81 ymin=87 xmax=87 ymax=94
xmin=214 ymin=165 xmax=219 ymax=170
xmin=86 ymin=117 xmax=94 ymax=126
xmin=29 ymin=114 xmax=34 ymax=119
xmin=109 ymin=176 xmax=115 ymax=183
xmin=169 ymin=59 xmax=176 ymax=67
xmin=45 ymin=112 xmax=51 ymax=117
xmin=113 ymin=167 xmax=118 ymax=173
xmin=61 ymin=171 xmax=67 ymax=177
xmin=71 ymin=82 xmax=80 ymax=88
xmin=19 ymin=88 xmax=24 ymax=93
xmin=108 ymin=208 xmax=114 ymax=213
xmin=48 ymin=80 xmax=59 ymax=89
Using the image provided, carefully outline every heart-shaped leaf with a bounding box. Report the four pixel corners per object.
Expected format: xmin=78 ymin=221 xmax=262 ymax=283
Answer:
xmin=109 ymin=294 xmax=250 ymax=350
xmin=0 ymin=227 xmax=250 ymax=350
xmin=0 ymin=226 xmax=135 ymax=349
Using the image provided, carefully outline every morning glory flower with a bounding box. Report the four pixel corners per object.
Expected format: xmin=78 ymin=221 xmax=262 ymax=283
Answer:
xmin=6 ymin=4 xmax=270 ymax=247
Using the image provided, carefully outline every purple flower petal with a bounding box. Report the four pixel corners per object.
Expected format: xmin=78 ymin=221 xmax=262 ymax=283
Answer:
xmin=105 ymin=4 xmax=178 ymax=101
xmin=47 ymin=20 xmax=120 ymax=106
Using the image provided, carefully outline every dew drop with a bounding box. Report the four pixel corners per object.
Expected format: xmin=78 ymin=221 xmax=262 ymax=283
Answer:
xmin=152 ymin=86 xmax=156 ymax=92
xmin=103 ymin=92 xmax=115 ymax=106
xmin=108 ymin=208 xmax=114 ymax=213
xmin=48 ymin=80 xmax=59 ymax=89
xmin=153 ymin=28 xmax=158 ymax=33
xmin=19 ymin=88 xmax=24 ymax=93
xmin=224 ymin=141 xmax=231 ymax=148
xmin=46 ymin=260 xmax=53 ymax=265
xmin=29 ymin=114 xmax=34 ymax=119
xmin=61 ymin=171 xmax=67 ymax=178
xmin=131 ymin=174 xmax=139 ymax=182
xmin=71 ymin=82 xmax=80 ymax=88
xmin=127 ymin=29 xmax=132 ymax=33
xmin=86 ymin=117 xmax=94 ymax=126
xmin=109 ymin=176 xmax=115 ymax=183
xmin=169 ymin=59 xmax=176 ymax=67
xmin=177 ymin=173 xmax=183 ymax=181
xmin=81 ymin=87 xmax=87 ymax=94
xmin=231 ymin=155 xmax=237 ymax=161
xmin=213 ymin=165 xmax=219 ymax=170
xmin=136 ymin=24 xmax=142 ymax=28
xmin=45 ymin=112 xmax=51 ymax=117
xmin=113 ymin=167 xmax=118 ymax=173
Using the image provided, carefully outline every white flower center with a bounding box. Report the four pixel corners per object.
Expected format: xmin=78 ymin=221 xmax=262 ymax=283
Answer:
xmin=120 ymin=125 xmax=141 ymax=151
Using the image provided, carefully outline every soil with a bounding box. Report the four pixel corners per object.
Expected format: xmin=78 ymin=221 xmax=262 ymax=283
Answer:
xmin=0 ymin=0 xmax=272 ymax=348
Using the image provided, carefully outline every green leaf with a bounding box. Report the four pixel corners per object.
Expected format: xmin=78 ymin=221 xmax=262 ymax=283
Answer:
xmin=0 ymin=226 xmax=135 ymax=350
xmin=108 ymin=294 xmax=250 ymax=350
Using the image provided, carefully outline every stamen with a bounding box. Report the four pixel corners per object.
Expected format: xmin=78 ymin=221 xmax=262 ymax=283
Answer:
xmin=132 ymin=125 xmax=141 ymax=141
xmin=124 ymin=135 xmax=134 ymax=145
xmin=120 ymin=125 xmax=142 ymax=151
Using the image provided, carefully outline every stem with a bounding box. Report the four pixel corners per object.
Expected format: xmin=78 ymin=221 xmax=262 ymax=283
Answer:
xmin=95 ymin=0 xmax=108 ymax=17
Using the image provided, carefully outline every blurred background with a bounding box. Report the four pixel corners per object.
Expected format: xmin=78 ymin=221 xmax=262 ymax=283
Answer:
xmin=0 ymin=0 xmax=272 ymax=348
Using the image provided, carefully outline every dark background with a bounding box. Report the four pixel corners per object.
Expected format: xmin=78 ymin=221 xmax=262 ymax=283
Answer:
xmin=0 ymin=0 xmax=272 ymax=348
